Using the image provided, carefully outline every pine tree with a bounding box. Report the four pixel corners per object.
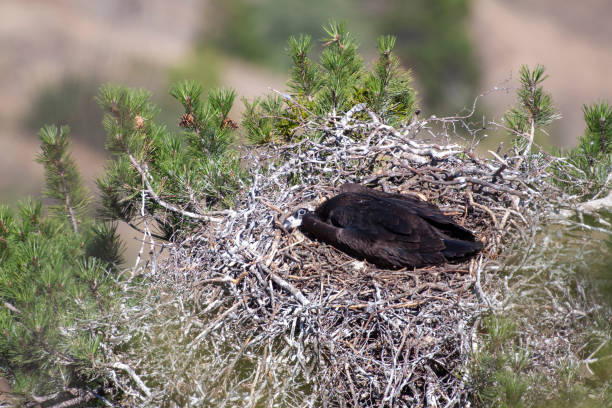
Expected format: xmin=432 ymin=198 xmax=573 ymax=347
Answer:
xmin=317 ymin=21 xmax=363 ymax=114
xmin=0 ymin=126 xmax=122 ymax=402
xmin=361 ymin=35 xmax=417 ymax=126
xmin=97 ymin=82 xmax=246 ymax=239
xmin=1 ymin=78 xmax=247 ymax=403
xmin=242 ymin=21 xmax=418 ymax=145
xmin=505 ymin=65 xmax=611 ymax=200
xmin=504 ymin=65 xmax=561 ymax=159
xmin=36 ymin=125 xmax=91 ymax=232
xmin=286 ymin=34 xmax=321 ymax=99
xmin=554 ymin=102 xmax=612 ymax=198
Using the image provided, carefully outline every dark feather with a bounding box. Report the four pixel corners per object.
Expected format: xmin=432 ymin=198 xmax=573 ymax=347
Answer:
xmin=339 ymin=183 xmax=476 ymax=241
xmin=288 ymin=183 xmax=483 ymax=269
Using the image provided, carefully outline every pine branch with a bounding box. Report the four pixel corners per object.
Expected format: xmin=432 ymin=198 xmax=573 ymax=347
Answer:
xmin=319 ymin=21 xmax=363 ymax=113
xmin=552 ymin=101 xmax=612 ymax=198
xmin=504 ymin=65 xmax=561 ymax=168
xmin=35 ymin=125 xmax=91 ymax=232
xmin=363 ymin=35 xmax=417 ymax=124
xmin=173 ymin=81 xmax=238 ymax=157
xmin=287 ymin=34 xmax=320 ymax=98
xmin=246 ymin=22 xmax=417 ymax=144
xmin=97 ymin=83 xmax=244 ymax=237
xmin=127 ymin=153 xmax=227 ymax=223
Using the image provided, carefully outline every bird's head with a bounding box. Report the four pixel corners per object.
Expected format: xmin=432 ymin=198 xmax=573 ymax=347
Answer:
xmin=283 ymin=208 xmax=311 ymax=231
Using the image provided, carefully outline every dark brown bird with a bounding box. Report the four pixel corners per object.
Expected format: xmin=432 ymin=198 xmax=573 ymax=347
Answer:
xmin=283 ymin=183 xmax=483 ymax=269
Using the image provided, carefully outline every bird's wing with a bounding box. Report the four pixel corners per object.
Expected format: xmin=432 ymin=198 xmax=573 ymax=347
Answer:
xmin=328 ymin=199 xmax=445 ymax=252
xmin=330 ymin=209 xmax=447 ymax=268
xmin=339 ymin=185 xmax=476 ymax=241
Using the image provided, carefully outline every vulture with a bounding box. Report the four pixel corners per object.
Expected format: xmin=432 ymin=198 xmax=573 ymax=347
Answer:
xmin=283 ymin=183 xmax=483 ymax=269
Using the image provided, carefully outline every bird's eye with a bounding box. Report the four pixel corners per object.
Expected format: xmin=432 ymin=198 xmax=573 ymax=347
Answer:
xmin=298 ymin=208 xmax=307 ymax=216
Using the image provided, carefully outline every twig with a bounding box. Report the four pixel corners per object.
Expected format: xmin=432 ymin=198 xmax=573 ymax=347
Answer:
xmin=110 ymin=362 xmax=151 ymax=398
xmin=3 ymin=301 xmax=21 ymax=314
xmin=47 ymin=389 xmax=97 ymax=408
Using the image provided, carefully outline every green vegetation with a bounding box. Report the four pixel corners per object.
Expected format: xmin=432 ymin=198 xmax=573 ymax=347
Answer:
xmin=24 ymin=54 xmax=221 ymax=157
xmin=466 ymin=65 xmax=612 ymax=408
xmin=0 ymin=125 xmax=122 ymax=401
xmin=96 ymin=82 xmax=246 ymax=239
xmin=553 ymin=102 xmax=612 ymax=199
xmin=469 ymin=277 xmax=612 ymax=408
xmin=504 ymin=65 xmax=561 ymax=155
xmin=470 ymin=312 xmax=612 ymax=407
xmin=208 ymin=0 xmax=477 ymax=114
xmin=2 ymin=77 xmax=247 ymax=402
xmin=469 ymin=315 xmax=529 ymax=408
xmin=36 ymin=125 xmax=92 ymax=230
xmin=242 ymin=22 xmax=417 ymax=144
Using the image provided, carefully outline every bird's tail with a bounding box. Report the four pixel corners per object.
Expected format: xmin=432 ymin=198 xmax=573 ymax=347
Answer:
xmin=442 ymin=239 xmax=483 ymax=260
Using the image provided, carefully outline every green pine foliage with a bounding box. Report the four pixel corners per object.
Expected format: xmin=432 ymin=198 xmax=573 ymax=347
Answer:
xmin=35 ymin=125 xmax=91 ymax=232
xmin=582 ymin=102 xmax=612 ymax=156
xmin=553 ymin=102 xmax=612 ymax=198
xmin=469 ymin=304 xmax=612 ymax=408
xmin=504 ymin=65 xmax=610 ymax=200
xmin=317 ymin=21 xmax=363 ymax=114
xmin=504 ymin=65 xmax=561 ymax=154
xmin=0 ymin=128 xmax=123 ymax=401
xmin=360 ymin=35 xmax=417 ymax=125
xmin=96 ymin=82 xmax=246 ymax=239
xmin=287 ymin=34 xmax=322 ymax=99
xmin=242 ymin=95 xmax=284 ymax=144
xmin=209 ymin=0 xmax=477 ymax=115
xmin=468 ymin=316 xmax=530 ymax=408
xmin=242 ymin=22 xmax=418 ymax=145
xmin=84 ymin=222 xmax=125 ymax=270
xmin=0 ymin=201 xmax=114 ymax=398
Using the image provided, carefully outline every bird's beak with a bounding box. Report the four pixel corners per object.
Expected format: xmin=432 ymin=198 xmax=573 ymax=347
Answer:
xmin=283 ymin=215 xmax=301 ymax=231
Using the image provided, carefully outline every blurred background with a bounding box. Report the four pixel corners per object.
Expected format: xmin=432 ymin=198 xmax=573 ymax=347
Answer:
xmin=1 ymin=0 xmax=611 ymax=257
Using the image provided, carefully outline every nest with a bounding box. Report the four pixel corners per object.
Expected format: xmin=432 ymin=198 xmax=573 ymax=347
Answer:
xmin=130 ymin=103 xmax=568 ymax=407
xmin=102 ymin=101 xmax=610 ymax=407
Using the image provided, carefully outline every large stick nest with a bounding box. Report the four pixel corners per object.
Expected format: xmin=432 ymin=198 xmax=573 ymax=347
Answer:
xmin=122 ymin=104 xmax=589 ymax=407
